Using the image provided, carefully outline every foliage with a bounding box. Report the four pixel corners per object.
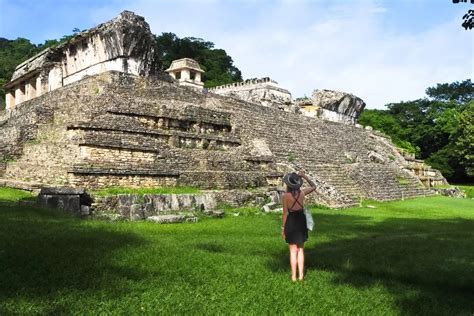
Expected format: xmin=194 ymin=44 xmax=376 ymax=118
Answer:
xmin=456 ymin=101 xmax=474 ymax=176
xmin=358 ymin=79 xmax=473 ymax=182
xmin=154 ymin=32 xmax=242 ymax=87
xmin=426 ymin=79 xmax=474 ymax=103
xmin=1 ymin=187 xmax=474 ymax=314
xmin=357 ymin=109 xmax=420 ymax=154
xmin=452 ymin=1 xmax=474 ymax=29
xmin=456 ymin=184 xmax=474 ymax=198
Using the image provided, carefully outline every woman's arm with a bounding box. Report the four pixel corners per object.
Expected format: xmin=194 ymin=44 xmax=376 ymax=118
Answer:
xmin=281 ymin=193 xmax=288 ymax=239
xmin=299 ymin=171 xmax=317 ymax=195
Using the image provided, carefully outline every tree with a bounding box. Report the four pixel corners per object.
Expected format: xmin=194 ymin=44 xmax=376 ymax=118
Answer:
xmin=154 ymin=32 xmax=242 ymax=87
xmin=426 ymin=79 xmax=474 ymax=103
xmin=456 ymin=102 xmax=474 ymax=176
xmin=358 ymin=79 xmax=473 ymax=182
xmin=452 ymin=0 xmax=474 ymax=30
xmin=357 ymin=109 xmax=420 ymax=154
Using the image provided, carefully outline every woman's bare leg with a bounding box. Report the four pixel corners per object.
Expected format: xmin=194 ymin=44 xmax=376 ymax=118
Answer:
xmin=289 ymin=244 xmax=298 ymax=281
xmin=297 ymin=243 xmax=304 ymax=280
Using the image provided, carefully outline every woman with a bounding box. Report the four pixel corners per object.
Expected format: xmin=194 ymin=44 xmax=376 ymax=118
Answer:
xmin=281 ymin=171 xmax=316 ymax=281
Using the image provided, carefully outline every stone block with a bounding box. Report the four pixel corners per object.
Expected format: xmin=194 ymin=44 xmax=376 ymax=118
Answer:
xmin=147 ymin=215 xmax=187 ymax=223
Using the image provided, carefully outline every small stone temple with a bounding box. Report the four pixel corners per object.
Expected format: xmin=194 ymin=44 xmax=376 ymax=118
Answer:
xmin=0 ymin=11 xmax=447 ymax=212
xmin=165 ymin=58 xmax=205 ymax=89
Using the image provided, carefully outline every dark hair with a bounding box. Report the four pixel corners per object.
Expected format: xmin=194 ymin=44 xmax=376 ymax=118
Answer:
xmin=286 ymin=186 xmax=301 ymax=195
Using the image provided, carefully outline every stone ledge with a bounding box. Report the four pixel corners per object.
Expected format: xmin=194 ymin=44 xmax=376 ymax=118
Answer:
xmin=68 ymin=123 xmax=241 ymax=144
xmin=69 ymin=168 xmax=180 ymax=176
xmin=78 ymin=141 xmax=165 ymax=154
xmin=0 ymin=178 xmax=43 ymax=191
xmin=108 ymin=108 xmax=231 ymax=127
xmin=40 ymin=187 xmax=85 ymax=195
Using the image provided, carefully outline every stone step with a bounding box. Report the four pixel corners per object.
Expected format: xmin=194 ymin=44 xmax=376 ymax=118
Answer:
xmin=147 ymin=214 xmax=198 ymax=224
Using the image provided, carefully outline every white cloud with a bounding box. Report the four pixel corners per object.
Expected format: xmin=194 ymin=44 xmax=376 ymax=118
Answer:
xmin=211 ymin=1 xmax=473 ymax=108
xmin=87 ymin=0 xmax=473 ymax=109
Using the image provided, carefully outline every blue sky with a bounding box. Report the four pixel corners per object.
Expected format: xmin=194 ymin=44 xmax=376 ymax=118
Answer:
xmin=1 ymin=0 xmax=472 ymax=109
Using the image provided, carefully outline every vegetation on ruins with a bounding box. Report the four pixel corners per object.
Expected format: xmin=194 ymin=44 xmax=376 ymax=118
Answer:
xmin=1 ymin=187 xmax=473 ymax=314
xmin=154 ymin=32 xmax=242 ymax=88
xmin=358 ymin=79 xmax=474 ymax=183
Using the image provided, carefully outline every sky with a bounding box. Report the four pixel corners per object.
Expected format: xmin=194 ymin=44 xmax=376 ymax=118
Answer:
xmin=0 ymin=0 xmax=472 ymax=109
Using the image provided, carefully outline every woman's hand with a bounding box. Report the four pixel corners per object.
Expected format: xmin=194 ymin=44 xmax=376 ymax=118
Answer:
xmin=281 ymin=229 xmax=285 ymax=240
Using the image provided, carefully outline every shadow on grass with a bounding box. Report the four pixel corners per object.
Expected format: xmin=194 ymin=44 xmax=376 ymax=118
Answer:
xmin=268 ymin=213 xmax=474 ymax=315
xmin=0 ymin=200 xmax=147 ymax=313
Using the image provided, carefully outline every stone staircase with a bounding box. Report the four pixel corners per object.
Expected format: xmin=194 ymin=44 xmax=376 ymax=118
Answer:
xmin=349 ymin=163 xmax=433 ymax=201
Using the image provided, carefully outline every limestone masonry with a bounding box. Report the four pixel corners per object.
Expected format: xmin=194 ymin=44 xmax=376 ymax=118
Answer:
xmin=0 ymin=11 xmax=447 ymax=209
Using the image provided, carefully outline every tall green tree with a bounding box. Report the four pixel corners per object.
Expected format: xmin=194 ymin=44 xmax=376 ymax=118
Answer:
xmin=358 ymin=79 xmax=473 ymax=182
xmin=155 ymin=32 xmax=242 ymax=87
xmin=456 ymin=101 xmax=474 ymax=176
xmin=426 ymin=79 xmax=474 ymax=103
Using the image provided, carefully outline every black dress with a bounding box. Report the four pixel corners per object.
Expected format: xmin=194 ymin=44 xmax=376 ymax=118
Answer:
xmin=284 ymin=192 xmax=308 ymax=244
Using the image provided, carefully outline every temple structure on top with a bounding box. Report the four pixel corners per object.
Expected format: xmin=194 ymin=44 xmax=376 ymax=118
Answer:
xmin=165 ymin=58 xmax=205 ymax=89
xmin=3 ymin=11 xmax=156 ymax=111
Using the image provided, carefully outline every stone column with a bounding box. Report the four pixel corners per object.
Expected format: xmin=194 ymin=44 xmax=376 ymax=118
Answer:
xmin=36 ymin=76 xmax=43 ymax=97
xmin=39 ymin=72 xmax=49 ymax=95
xmin=195 ymin=72 xmax=202 ymax=83
xmin=15 ymin=84 xmax=25 ymax=105
xmin=181 ymin=69 xmax=190 ymax=81
xmin=27 ymin=78 xmax=36 ymax=100
xmin=48 ymin=65 xmax=63 ymax=91
xmin=5 ymin=92 xmax=14 ymax=111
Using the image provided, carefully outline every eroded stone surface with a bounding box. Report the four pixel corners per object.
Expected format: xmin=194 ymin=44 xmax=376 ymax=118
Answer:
xmin=4 ymin=11 xmax=159 ymax=111
xmin=311 ymin=89 xmax=366 ymax=124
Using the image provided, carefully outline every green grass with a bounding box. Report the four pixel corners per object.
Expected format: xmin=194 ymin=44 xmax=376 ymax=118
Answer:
xmin=1 ymin=188 xmax=474 ymax=314
xmin=91 ymin=186 xmax=201 ymax=196
xmin=456 ymin=184 xmax=474 ymax=199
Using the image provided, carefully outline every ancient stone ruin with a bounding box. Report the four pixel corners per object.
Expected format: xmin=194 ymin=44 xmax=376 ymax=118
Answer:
xmin=3 ymin=11 xmax=156 ymax=111
xmin=0 ymin=11 xmax=447 ymax=216
xmin=210 ymin=78 xmax=293 ymax=111
xmin=165 ymin=58 xmax=205 ymax=89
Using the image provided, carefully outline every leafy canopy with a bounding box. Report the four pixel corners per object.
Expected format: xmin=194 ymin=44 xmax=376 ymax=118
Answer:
xmin=154 ymin=32 xmax=242 ymax=87
xmin=358 ymin=79 xmax=473 ymax=182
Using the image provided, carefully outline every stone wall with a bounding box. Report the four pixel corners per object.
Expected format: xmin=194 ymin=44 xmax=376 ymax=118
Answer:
xmin=210 ymin=77 xmax=292 ymax=110
xmin=0 ymin=71 xmax=436 ymax=207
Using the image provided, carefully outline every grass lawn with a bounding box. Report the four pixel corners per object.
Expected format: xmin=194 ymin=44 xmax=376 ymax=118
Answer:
xmin=456 ymin=184 xmax=474 ymax=199
xmin=1 ymin=188 xmax=473 ymax=315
